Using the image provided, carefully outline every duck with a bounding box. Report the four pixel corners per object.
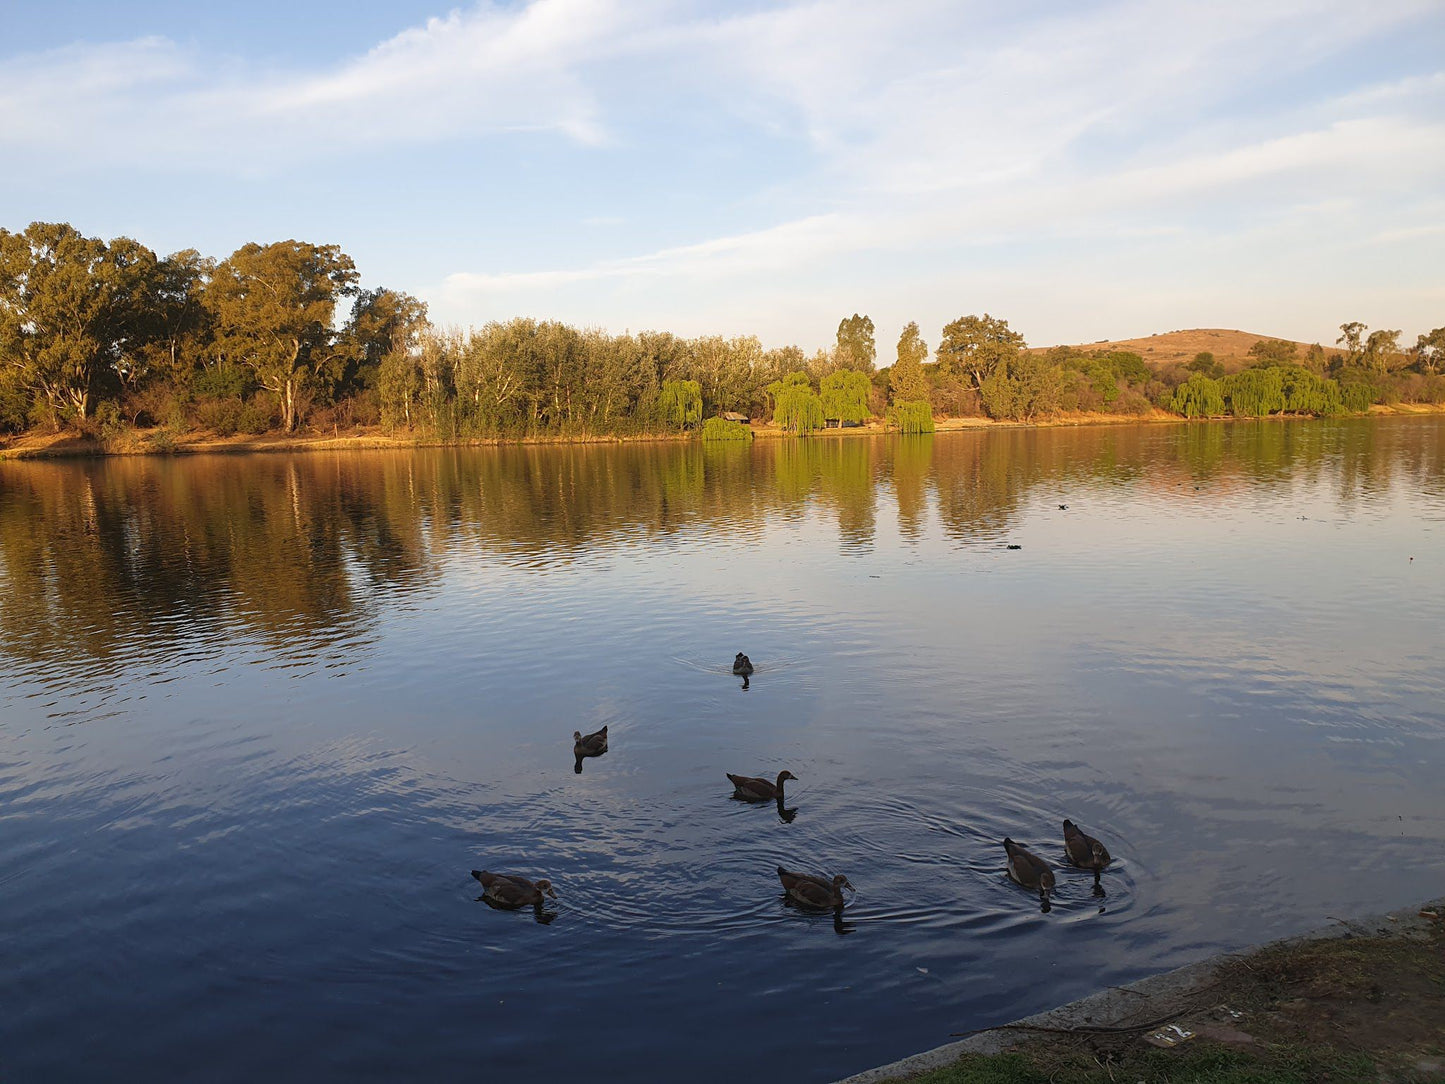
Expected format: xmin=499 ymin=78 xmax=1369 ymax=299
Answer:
xmin=1062 ymin=819 xmax=1111 ymax=871
xmin=470 ymin=870 xmax=557 ymax=908
xmin=727 ymin=770 xmax=796 ymax=802
xmin=777 ymin=866 xmax=853 ymax=910
xmin=1003 ymin=838 xmax=1055 ymax=902
xmin=573 ymin=726 xmax=608 ymax=759
xmin=732 ymin=652 xmax=754 ymax=676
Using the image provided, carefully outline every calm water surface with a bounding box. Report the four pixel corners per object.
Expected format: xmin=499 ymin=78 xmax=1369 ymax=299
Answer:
xmin=2 ymin=418 xmax=1443 ymax=1081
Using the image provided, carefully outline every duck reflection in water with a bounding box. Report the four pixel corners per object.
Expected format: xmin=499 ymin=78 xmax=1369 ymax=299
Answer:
xmin=776 ymin=797 xmax=798 ymax=824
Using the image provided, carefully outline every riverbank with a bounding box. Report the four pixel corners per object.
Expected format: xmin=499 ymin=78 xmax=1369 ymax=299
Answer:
xmin=1 ymin=403 xmax=1441 ymax=460
xmin=841 ymin=897 xmax=1445 ymax=1084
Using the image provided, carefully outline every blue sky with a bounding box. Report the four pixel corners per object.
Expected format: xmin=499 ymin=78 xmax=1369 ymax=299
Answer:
xmin=2 ymin=0 xmax=1442 ymax=352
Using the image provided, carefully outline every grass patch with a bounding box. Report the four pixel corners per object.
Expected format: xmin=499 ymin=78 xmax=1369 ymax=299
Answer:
xmin=890 ymin=917 xmax=1444 ymax=1084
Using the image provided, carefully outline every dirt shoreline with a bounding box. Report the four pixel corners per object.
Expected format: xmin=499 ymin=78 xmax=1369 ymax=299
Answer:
xmin=2 ymin=404 xmax=1442 ymax=461
xmin=838 ymin=896 xmax=1445 ymax=1084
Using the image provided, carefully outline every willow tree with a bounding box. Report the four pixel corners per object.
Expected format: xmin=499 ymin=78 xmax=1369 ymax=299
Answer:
xmin=820 ymin=368 xmax=871 ymax=426
xmin=887 ymin=399 xmax=934 ymax=433
xmin=768 ymin=371 xmax=824 ymax=434
xmin=1223 ymin=368 xmax=1284 ymax=417
xmin=659 ymin=378 xmax=702 ymax=430
xmin=890 ymin=322 xmax=930 ymax=404
xmin=1170 ymin=373 xmax=1224 ymax=418
xmin=204 ymin=240 xmax=358 ymax=431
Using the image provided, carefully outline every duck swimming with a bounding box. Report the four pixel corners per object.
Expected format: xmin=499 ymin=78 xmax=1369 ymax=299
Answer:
xmin=727 ymin=770 xmax=796 ymax=802
xmin=732 ymin=652 xmax=754 ymax=676
xmin=1003 ymin=838 xmax=1055 ymax=908
xmin=573 ymin=726 xmax=608 ymax=759
xmin=471 ymin=870 xmax=557 ymax=908
xmin=777 ymin=866 xmax=853 ymax=910
xmin=1062 ymin=819 xmax=1111 ymax=870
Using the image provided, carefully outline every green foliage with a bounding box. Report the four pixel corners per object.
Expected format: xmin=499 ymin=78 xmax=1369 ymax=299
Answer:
xmin=700 ymin=416 xmax=752 ymax=441
xmin=1414 ymin=327 xmax=1445 ymax=375
xmin=890 ymin=322 xmax=931 ymax=403
xmin=204 ymin=240 xmax=358 ymax=431
xmin=980 ymin=353 xmax=1059 ymax=420
xmin=768 ymin=371 xmax=825 ymax=434
xmin=1248 ymin=338 xmax=1299 ymax=366
xmin=833 ymin=313 xmax=876 ymax=372
xmin=659 ymin=378 xmax=703 ymax=430
xmin=193 ymin=365 xmax=248 ymax=399
xmin=937 ymin=313 xmax=1025 ymax=391
xmin=1188 ymin=351 xmax=1225 ymax=380
xmin=1171 ymin=373 xmax=1225 ymax=417
xmin=819 ymin=368 xmax=871 ymax=425
xmin=887 ymin=399 xmax=934 ymax=433
xmin=1222 ymin=367 xmax=1285 ymax=417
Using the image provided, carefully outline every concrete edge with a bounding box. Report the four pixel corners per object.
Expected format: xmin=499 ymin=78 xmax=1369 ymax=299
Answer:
xmin=835 ymin=896 xmax=1445 ymax=1084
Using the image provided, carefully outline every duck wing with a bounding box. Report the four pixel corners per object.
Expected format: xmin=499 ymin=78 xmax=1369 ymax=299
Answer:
xmin=1004 ymin=839 xmax=1054 ymax=890
xmin=728 ymin=773 xmax=774 ymax=799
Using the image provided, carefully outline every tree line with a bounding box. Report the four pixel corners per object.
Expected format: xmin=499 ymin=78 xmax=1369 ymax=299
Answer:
xmin=2 ymin=221 xmax=1442 ymax=442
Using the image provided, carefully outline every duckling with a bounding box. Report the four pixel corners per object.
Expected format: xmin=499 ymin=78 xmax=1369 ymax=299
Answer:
xmin=573 ymin=726 xmax=608 ymax=759
xmin=470 ymin=870 xmax=557 ymax=908
xmin=727 ymin=770 xmax=796 ymax=802
xmin=732 ymin=652 xmax=754 ymax=676
xmin=1062 ymin=819 xmax=1111 ymax=870
xmin=1003 ymin=838 xmax=1055 ymax=906
xmin=777 ymin=866 xmax=853 ymax=910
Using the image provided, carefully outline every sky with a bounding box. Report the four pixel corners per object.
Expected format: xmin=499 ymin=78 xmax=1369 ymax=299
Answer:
xmin=1 ymin=0 xmax=1442 ymax=353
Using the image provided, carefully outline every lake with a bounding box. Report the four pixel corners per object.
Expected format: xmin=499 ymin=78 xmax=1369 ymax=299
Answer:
xmin=2 ymin=417 xmax=1443 ymax=1082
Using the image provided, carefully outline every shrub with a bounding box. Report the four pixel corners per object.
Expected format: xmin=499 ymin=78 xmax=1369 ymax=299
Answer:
xmin=700 ymin=416 xmax=753 ymax=441
xmin=193 ymin=366 xmax=249 ymax=399
xmin=195 ymin=397 xmax=246 ymax=436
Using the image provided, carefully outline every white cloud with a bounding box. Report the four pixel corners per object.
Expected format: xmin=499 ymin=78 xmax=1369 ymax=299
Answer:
xmin=1 ymin=0 xmax=1441 ymax=344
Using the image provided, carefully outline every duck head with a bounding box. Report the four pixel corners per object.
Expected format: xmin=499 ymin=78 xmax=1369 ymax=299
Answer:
xmin=534 ymin=879 xmax=558 ymax=900
xmin=832 ymin=874 xmax=855 ymax=893
xmin=573 ymin=730 xmax=583 ymax=743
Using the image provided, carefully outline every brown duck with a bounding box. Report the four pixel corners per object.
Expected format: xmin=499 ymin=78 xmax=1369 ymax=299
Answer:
xmin=573 ymin=726 xmax=608 ymax=758
xmin=777 ymin=866 xmax=853 ymax=910
xmin=1062 ymin=819 xmax=1111 ymax=870
xmin=471 ymin=870 xmax=557 ymax=908
xmin=1003 ymin=838 xmax=1055 ymax=900
xmin=727 ymin=770 xmax=796 ymax=802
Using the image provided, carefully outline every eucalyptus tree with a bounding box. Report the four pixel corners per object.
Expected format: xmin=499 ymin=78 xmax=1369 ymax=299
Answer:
xmin=937 ymin=313 xmax=1025 ymax=393
xmin=0 ymin=222 xmax=163 ymax=424
xmin=1362 ymin=329 xmax=1401 ymax=375
xmin=834 ymin=313 xmax=877 ymax=372
xmin=335 ymin=287 xmax=428 ymax=395
xmin=1415 ymin=328 xmax=1445 ymax=375
xmin=1337 ymin=322 xmax=1367 ymax=366
xmin=890 ymin=322 xmax=931 ymax=404
xmin=204 ymin=240 xmax=359 ymax=431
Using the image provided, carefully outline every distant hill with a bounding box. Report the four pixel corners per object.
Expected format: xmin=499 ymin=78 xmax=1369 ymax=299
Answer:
xmin=1035 ymin=328 xmax=1312 ymax=370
